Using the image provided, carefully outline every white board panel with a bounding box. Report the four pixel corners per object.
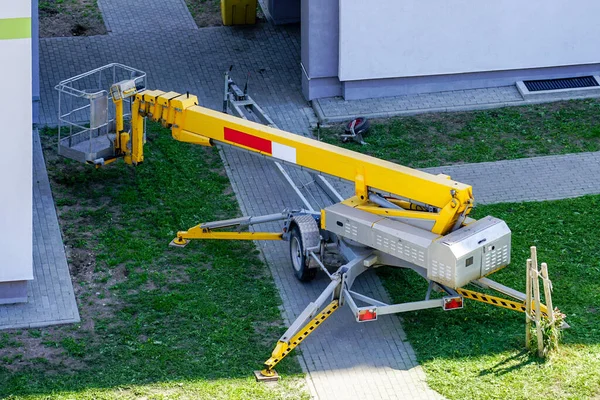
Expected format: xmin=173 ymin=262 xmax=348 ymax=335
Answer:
xmin=0 ymin=0 xmax=31 ymax=18
xmin=0 ymin=37 xmax=33 ymax=282
xmin=339 ymin=0 xmax=600 ymax=81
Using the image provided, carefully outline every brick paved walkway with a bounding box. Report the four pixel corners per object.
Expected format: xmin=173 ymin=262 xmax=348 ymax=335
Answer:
xmin=0 ymin=132 xmax=80 ymax=330
xmin=36 ymin=19 xmax=600 ymax=400
xmin=424 ymin=153 xmax=600 ymax=204
xmin=98 ymin=0 xmax=197 ymax=34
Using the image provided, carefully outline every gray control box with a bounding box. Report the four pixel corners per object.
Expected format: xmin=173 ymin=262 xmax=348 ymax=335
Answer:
xmin=324 ymin=204 xmax=511 ymax=289
xmin=428 ymin=216 xmax=511 ymax=288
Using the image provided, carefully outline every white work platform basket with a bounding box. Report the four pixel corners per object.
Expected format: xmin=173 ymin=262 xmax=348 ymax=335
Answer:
xmin=55 ymin=63 xmax=146 ymax=163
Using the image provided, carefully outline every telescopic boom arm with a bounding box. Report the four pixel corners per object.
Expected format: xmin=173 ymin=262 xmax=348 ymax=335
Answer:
xmin=111 ymin=85 xmax=473 ymax=236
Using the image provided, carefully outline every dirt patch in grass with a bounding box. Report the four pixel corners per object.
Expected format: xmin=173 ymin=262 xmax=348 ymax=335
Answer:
xmin=185 ymin=0 xmax=223 ymax=27
xmin=40 ymin=0 xmax=106 ymax=37
xmin=0 ymin=333 xmax=83 ymax=372
xmin=67 ymin=248 xmax=96 ymax=280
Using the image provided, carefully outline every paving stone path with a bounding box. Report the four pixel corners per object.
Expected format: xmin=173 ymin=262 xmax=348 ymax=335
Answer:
xmin=424 ymin=153 xmax=600 ymax=205
xmin=34 ymin=10 xmax=600 ymax=400
xmin=98 ymin=0 xmax=197 ymax=34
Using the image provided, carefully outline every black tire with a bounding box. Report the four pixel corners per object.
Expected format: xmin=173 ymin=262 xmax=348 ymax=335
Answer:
xmin=344 ymin=117 xmax=370 ymax=136
xmin=289 ymin=225 xmax=317 ymax=282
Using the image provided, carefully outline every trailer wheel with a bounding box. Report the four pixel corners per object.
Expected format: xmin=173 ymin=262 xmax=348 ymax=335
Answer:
xmin=289 ymin=225 xmax=317 ymax=282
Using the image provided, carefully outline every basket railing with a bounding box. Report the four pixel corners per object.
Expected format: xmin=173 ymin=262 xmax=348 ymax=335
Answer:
xmin=55 ymin=63 xmax=146 ymax=163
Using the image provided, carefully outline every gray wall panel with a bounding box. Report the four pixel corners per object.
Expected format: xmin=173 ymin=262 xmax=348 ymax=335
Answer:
xmin=342 ymin=64 xmax=600 ymax=100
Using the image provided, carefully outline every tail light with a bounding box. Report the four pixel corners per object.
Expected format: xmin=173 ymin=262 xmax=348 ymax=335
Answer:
xmin=443 ymin=297 xmax=463 ymax=310
xmin=358 ymin=309 xmax=377 ymax=322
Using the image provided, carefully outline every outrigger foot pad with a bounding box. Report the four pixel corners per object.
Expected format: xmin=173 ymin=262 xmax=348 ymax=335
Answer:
xmin=169 ymin=238 xmax=189 ymax=248
xmin=254 ymin=369 xmax=279 ymax=382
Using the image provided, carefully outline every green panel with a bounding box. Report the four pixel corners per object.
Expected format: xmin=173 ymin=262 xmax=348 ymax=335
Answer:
xmin=0 ymin=17 xmax=32 ymax=40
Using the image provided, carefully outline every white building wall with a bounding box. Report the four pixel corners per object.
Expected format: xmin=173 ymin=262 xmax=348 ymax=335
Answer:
xmin=339 ymin=0 xmax=600 ymax=81
xmin=0 ymin=0 xmax=33 ymax=284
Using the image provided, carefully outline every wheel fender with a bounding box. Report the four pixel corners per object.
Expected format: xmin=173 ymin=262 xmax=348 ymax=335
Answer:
xmin=291 ymin=215 xmax=321 ymax=262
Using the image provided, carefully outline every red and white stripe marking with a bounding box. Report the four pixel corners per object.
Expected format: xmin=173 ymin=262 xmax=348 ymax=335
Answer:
xmin=224 ymin=127 xmax=297 ymax=164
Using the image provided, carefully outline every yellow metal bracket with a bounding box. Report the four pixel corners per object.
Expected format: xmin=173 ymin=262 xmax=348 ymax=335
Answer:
xmin=457 ymin=288 xmax=549 ymax=318
xmin=172 ymin=226 xmax=283 ymax=247
xmin=261 ymin=300 xmax=339 ymax=376
xmin=354 ymin=168 xmax=368 ymax=202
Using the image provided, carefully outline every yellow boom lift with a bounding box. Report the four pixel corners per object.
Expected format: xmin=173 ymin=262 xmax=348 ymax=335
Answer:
xmin=55 ymin=65 xmax=550 ymax=380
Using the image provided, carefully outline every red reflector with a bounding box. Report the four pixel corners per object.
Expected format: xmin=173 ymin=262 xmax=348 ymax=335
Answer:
xmin=358 ymin=309 xmax=377 ymax=322
xmin=443 ymin=297 xmax=463 ymax=310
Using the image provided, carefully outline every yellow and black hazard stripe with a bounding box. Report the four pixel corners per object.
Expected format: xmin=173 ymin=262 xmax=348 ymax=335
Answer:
xmin=262 ymin=300 xmax=339 ymax=375
xmin=457 ymin=288 xmax=548 ymax=318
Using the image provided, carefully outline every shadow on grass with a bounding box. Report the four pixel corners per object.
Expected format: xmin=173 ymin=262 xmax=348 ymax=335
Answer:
xmin=477 ymin=350 xmax=541 ymax=377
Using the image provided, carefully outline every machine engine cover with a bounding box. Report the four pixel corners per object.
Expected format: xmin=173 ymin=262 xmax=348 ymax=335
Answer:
xmin=428 ymin=216 xmax=511 ymax=288
xmin=323 ymin=204 xmax=511 ymax=289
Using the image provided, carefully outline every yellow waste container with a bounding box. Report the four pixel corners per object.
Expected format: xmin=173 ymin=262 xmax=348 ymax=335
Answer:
xmin=221 ymin=0 xmax=257 ymax=25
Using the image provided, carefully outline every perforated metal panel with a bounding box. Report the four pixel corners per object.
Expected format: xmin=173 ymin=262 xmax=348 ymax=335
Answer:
xmin=324 ymin=204 xmax=436 ymax=270
xmin=293 ymin=215 xmax=321 ymax=251
xmin=482 ymin=243 xmax=510 ymax=275
xmin=430 ymin=259 xmax=452 ymax=283
xmin=429 ymin=217 xmax=511 ymax=288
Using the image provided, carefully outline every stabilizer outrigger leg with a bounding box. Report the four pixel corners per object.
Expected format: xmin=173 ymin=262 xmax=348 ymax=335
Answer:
xmin=168 ymin=211 xmax=298 ymax=248
xmin=255 ymin=278 xmax=342 ymax=381
xmin=255 ymin=250 xmax=376 ymax=380
xmin=169 ymin=237 xmax=189 ymax=248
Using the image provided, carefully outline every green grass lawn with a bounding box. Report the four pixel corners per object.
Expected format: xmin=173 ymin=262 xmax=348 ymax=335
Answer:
xmin=379 ymin=195 xmax=600 ymax=399
xmin=0 ymin=124 xmax=307 ymax=399
xmin=320 ymin=99 xmax=600 ymax=168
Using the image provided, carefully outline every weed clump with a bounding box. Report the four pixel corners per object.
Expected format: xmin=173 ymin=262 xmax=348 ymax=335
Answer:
xmin=528 ymin=308 xmax=567 ymax=358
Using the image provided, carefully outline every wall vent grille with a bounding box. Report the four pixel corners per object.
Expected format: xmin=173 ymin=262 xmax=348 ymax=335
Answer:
xmin=524 ymin=76 xmax=599 ymax=92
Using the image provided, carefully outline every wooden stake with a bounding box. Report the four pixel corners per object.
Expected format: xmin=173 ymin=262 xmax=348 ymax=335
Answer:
xmin=531 ymin=246 xmax=544 ymax=356
xmin=541 ymin=262 xmax=554 ymax=324
xmin=526 ymin=258 xmax=532 ymax=347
